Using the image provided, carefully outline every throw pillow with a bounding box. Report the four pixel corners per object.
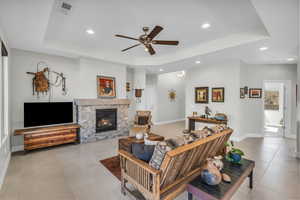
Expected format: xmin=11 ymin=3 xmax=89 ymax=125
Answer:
xmin=149 ymin=141 xmax=173 ymax=170
xmin=138 ymin=116 xmax=149 ymax=125
xmin=132 ymin=143 xmax=155 ymax=162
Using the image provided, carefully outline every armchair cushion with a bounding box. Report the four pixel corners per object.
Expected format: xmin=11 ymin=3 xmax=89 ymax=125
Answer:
xmin=132 ymin=143 xmax=155 ymax=162
xmin=137 ymin=116 xmax=149 ymax=125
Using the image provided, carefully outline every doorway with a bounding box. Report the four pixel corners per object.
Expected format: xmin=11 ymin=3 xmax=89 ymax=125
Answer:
xmin=263 ymin=81 xmax=288 ymax=137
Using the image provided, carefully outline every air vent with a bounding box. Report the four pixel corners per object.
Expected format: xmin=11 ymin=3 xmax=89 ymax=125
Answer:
xmin=61 ymin=2 xmax=72 ymax=10
xmin=57 ymin=1 xmax=73 ymax=15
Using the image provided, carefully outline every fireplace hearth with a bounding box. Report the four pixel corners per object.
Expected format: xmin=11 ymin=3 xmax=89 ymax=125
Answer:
xmin=96 ymin=109 xmax=117 ymax=133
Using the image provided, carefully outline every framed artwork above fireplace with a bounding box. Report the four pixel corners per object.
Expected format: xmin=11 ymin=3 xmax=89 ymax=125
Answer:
xmin=97 ymin=76 xmax=116 ymax=98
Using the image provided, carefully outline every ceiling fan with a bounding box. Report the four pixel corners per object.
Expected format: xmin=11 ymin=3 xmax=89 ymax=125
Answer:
xmin=115 ymin=26 xmax=179 ymax=55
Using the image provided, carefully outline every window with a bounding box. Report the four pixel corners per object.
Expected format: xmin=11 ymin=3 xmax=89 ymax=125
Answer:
xmin=0 ymin=41 xmax=8 ymax=147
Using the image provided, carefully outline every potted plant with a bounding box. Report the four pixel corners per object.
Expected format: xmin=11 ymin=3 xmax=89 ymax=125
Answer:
xmin=225 ymin=141 xmax=244 ymax=164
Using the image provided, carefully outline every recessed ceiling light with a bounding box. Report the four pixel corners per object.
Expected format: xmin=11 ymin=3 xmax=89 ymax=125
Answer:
xmin=195 ymin=60 xmax=201 ymax=64
xmin=201 ymin=23 xmax=211 ymax=29
xmin=287 ymin=58 xmax=295 ymax=61
xmin=86 ymin=29 xmax=95 ymax=35
xmin=259 ymin=46 xmax=268 ymax=51
xmin=159 ymin=69 xmax=164 ymax=72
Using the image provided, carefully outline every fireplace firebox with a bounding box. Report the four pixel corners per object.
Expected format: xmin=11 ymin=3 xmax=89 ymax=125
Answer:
xmin=96 ymin=109 xmax=117 ymax=133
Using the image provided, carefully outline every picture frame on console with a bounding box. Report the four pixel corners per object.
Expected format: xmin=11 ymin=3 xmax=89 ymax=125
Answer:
xmin=195 ymin=87 xmax=209 ymax=103
xmin=97 ymin=76 xmax=116 ymax=98
xmin=212 ymin=87 xmax=225 ymax=102
xmin=240 ymin=88 xmax=245 ymax=99
xmin=249 ymin=88 xmax=262 ymax=98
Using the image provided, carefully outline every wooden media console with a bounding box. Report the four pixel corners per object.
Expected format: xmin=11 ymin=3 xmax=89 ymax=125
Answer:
xmin=14 ymin=124 xmax=80 ymax=151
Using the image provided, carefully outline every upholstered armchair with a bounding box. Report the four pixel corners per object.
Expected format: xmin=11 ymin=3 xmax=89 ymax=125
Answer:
xmin=133 ymin=110 xmax=153 ymax=132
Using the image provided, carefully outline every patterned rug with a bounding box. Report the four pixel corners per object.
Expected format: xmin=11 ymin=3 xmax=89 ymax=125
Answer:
xmin=100 ymin=156 xmax=121 ymax=181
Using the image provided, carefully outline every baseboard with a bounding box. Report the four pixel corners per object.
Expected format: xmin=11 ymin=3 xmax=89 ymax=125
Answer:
xmin=0 ymin=153 xmax=11 ymax=190
xmin=12 ymin=145 xmax=24 ymax=152
xmin=154 ymin=118 xmax=185 ymax=125
xmin=230 ymin=133 xmax=263 ymax=142
xmin=285 ymin=134 xmax=297 ymax=139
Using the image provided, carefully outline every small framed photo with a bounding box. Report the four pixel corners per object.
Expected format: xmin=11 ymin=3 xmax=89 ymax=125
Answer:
xmin=240 ymin=88 xmax=245 ymax=99
xmin=195 ymin=87 xmax=209 ymax=103
xmin=249 ymin=88 xmax=262 ymax=98
xmin=212 ymin=87 xmax=225 ymax=102
xmin=97 ymin=76 xmax=116 ymax=98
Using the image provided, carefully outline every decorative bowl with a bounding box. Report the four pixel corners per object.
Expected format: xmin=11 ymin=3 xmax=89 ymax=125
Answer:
xmin=135 ymin=133 xmax=144 ymax=140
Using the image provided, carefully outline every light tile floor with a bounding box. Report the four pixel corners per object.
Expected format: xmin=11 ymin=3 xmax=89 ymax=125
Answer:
xmin=0 ymin=121 xmax=299 ymax=200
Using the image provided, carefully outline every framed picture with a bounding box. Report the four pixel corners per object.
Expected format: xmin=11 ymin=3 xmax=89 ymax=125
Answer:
xmin=240 ymin=88 xmax=245 ymax=99
xmin=264 ymin=91 xmax=279 ymax=110
xmin=212 ymin=87 xmax=225 ymax=102
xmin=249 ymin=88 xmax=262 ymax=98
xmin=126 ymin=82 xmax=130 ymax=92
xmin=195 ymin=87 xmax=209 ymax=103
xmin=97 ymin=76 xmax=116 ymax=98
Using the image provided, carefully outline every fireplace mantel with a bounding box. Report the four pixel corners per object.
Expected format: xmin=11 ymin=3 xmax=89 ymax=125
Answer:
xmin=74 ymin=98 xmax=130 ymax=106
xmin=75 ymin=98 xmax=130 ymax=143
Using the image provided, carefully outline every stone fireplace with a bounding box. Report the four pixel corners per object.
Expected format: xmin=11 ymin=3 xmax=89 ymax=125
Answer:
xmin=75 ymin=99 xmax=130 ymax=143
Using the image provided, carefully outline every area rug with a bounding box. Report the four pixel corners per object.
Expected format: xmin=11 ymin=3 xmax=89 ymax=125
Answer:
xmin=100 ymin=156 xmax=121 ymax=181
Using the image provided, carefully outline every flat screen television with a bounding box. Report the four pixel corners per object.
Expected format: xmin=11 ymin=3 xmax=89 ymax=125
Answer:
xmin=24 ymin=102 xmax=73 ymax=127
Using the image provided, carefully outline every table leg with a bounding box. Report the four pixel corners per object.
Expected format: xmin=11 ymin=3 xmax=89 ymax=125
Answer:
xmin=188 ymin=192 xmax=193 ymax=200
xmin=248 ymin=170 xmax=253 ymax=189
xmin=189 ymin=119 xmax=195 ymax=132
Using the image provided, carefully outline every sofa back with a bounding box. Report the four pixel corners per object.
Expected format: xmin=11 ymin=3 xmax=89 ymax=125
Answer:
xmin=159 ymin=129 xmax=233 ymax=190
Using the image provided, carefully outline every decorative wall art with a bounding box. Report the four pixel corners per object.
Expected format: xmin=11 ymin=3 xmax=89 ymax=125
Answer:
xmin=134 ymin=88 xmax=144 ymax=103
xmin=264 ymin=91 xmax=279 ymax=110
xmin=168 ymin=89 xmax=176 ymax=101
xmin=26 ymin=61 xmax=67 ymax=97
xmin=212 ymin=88 xmax=225 ymax=102
xmin=126 ymin=82 xmax=131 ymax=92
xmin=195 ymin=87 xmax=209 ymax=103
xmin=240 ymin=88 xmax=245 ymax=99
xmin=249 ymin=88 xmax=262 ymax=98
xmin=97 ymin=76 xmax=116 ymax=98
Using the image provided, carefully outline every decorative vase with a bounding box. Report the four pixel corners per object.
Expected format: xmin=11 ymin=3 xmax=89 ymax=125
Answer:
xmin=230 ymin=152 xmax=242 ymax=163
xmin=201 ymin=162 xmax=222 ymax=185
xmin=135 ymin=133 xmax=144 ymax=140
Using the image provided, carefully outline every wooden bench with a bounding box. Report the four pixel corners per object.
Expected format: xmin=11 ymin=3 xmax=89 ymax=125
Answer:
xmin=119 ymin=128 xmax=233 ymax=200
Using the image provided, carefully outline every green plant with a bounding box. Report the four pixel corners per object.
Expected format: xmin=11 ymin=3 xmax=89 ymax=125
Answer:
xmin=225 ymin=141 xmax=245 ymax=163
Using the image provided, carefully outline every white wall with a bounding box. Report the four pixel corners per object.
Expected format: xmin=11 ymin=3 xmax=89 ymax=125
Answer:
xmin=155 ymin=71 xmax=185 ymax=123
xmin=145 ymin=74 xmax=158 ymax=123
xmin=185 ymin=61 xmax=241 ymax=137
xmin=0 ymin=25 xmax=11 ymax=190
xmin=10 ymin=49 xmax=127 ymax=149
xmin=239 ymin=63 xmax=297 ymax=137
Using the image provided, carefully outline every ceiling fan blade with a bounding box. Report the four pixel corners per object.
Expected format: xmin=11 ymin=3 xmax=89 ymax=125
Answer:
xmin=146 ymin=44 xmax=156 ymax=55
xmin=115 ymin=34 xmax=139 ymax=41
xmin=121 ymin=43 xmax=141 ymax=52
xmin=152 ymin=40 xmax=179 ymax=45
xmin=147 ymin=26 xmax=163 ymax=40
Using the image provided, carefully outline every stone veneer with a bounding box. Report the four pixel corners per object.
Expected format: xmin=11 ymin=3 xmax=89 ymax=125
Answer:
xmin=74 ymin=99 xmax=130 ymax=143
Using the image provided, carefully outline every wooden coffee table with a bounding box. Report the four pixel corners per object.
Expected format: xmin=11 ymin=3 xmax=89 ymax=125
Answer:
xmin=187 ymin=158 xmax=255 ymax=200
xmin=118 ymin=133 xmax=164 ymax=153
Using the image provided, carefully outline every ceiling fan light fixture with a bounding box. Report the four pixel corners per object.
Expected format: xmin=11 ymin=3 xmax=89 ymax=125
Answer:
xmin=144 ymin=48 xmax=149 ymax=52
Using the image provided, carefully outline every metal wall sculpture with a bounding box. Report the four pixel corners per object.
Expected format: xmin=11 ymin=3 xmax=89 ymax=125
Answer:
xmin=27 ymin=62 xmax=67 ymax=96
